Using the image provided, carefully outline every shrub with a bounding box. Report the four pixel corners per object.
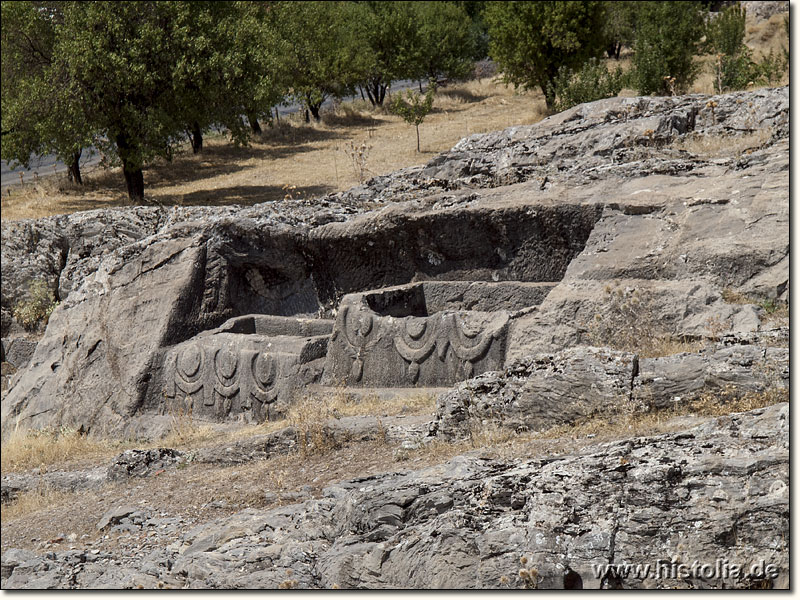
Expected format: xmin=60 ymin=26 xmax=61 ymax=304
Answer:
xmin=706 ymin=3 xmax=788 ymax=93
xmin=547 ymin=58 xmax=626 ymax=113
xmin=631 ymin=1 xmax=705 ymax=95
xmin=13 ymin=279 xmax=58 ymax=331
xmin=705 ymin=2 xmax=747 ymax=57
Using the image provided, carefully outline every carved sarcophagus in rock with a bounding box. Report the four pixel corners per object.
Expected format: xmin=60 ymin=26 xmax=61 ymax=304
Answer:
xmin=323 ymin=281 xmax=556 ymax=387
xmin=160 ymin=315 xmax=332 ymax=422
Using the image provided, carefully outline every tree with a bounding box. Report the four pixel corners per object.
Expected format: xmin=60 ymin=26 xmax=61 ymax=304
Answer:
xmin=630 ymin=1 xmax=705 ymax=95
xmin=354 ymin=1 xmax=420 ymax=107
xmin=1 ymin=1 xmax=93 ymax=184
xmin=390 ymin=83 xmax=436 ymax=152
xmin=456 ymin=1 xmax=490 ymax=60
xmin=602 ymin=1 xmax=638 ymax=59
xmin=46 ymin=1 xmax=288 ymax=201
xmin=484 ymin=1 xmax=607 ymax=112
xmin=268 ymin=1 xmax=370 ymax=121
xmin=704 ymin=3 xmax=788 ymax=93
xmin=226 ymin=2 xmax=291 ymax=135
xmin=408 ymin=2 xmax=478 ymax=84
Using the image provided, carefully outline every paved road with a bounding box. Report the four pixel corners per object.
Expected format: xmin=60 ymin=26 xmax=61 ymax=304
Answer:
xmin=1 ymin=80 xmax=421 ymax=188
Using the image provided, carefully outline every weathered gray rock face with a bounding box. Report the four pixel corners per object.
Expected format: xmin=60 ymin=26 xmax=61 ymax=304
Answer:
xmin=1 ymin=200 xmax=600 ymax=438
xmin=0 ymin=87 xmax=788 ymax=440
xmin=433 ymin=346 xmax=638 ymax=440
xmin=633 ymin=344 xmax=788 ymax=409
xmin=0 ymin=207 xmax=169 ymax=337
xmin=742 ymin=1 xmax=788 ymax=21
xmin=1 ymin=404 xmax=788 ymax=589
xmin=1 ymin=337 xmax=37 ymax=371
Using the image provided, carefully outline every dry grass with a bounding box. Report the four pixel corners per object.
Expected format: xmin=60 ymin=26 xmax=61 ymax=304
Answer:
xmin=158 ymin=400 xmax=217 ymax=449
xmin=674 ymin=127 xmax=773 ymax=158
xmin=287 ymin=389 xmax=436 ymax=456
xmin=0 ymin=426 xmax=119 ymax=473
xmin=585 ymin=284 xmax=706 ymax=358
xmin=1 ymin=485 xmax=75 ymax=521
xmin=745 ymin=12 xmax=790 ymax=60
xmin=721 ymin=287 xmax=789 ymax=326
xmin=1 ymin=78 xmax=547 ymax=221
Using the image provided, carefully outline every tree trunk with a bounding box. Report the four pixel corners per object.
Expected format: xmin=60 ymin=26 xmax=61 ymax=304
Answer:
xmin=190 ymin=121 xmax=203 ymax=154
xmin=309 ymin=102 xmax=322 ymax=122
xmin=415 ymin=124 xmax=420 ymax=153
xmin=606 ymin=42 xmax=622 ymax=60
xmin=122 ymin=164 xmax=144 ymax=202
xmin=541 ymin=72 xmax=557 ymax=113
xmin=116 ymin=133 xmax=145 ymax=202
xmin=419 ymin=80 xmax=424 ymax=93
xmin=358 ymin=85 xmax=365 ymax=101
xmin=67 ymin=150 xmax=82 ymax=185
xmin=365 ymin=79 xmax=388 ymax=107
xmin=248 ymin=114 xmax=262 ymax=134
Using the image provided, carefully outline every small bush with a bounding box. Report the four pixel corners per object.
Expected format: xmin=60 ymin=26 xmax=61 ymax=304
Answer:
xmin=13 ymin=279 xmax=58 ymax=331
xmin=631 ymin=1 xmax=705 ymax=95
xmin=586 ymin=284 xmax=703 ymax=358
xmin=547 ymin=59 xmax=626 ymax=113
xmin=706 ymin=3 xmax=788 ymax=93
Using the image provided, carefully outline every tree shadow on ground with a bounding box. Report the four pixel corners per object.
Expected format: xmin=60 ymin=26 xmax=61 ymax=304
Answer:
xmin=153 ymin=183 xmax=336 ymax=207
xmin=436 ymin=88 xmax=490 ymax=104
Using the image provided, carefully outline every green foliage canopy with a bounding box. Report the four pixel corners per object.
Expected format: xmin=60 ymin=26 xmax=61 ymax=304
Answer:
xmin=484 ymin=1 xmax=607 ymax=111
xmin=355 ymin=1 xmax=420 ymax=106
xmin=1 ymin=1 xmax=93 ymax=182
xmin=631 ymin=1 xmax=705 ymax=95
xmin=4 ymin=1 xmax=289 ymax=200
xmin=408 ymin=2 xmax=478 ymax=82
xmin=268 ymin=1 xmax=369 ymax=121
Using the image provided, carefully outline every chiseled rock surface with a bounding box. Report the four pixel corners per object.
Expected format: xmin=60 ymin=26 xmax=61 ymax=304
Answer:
xmin=1 ymin=403 xmax=788 ymax=589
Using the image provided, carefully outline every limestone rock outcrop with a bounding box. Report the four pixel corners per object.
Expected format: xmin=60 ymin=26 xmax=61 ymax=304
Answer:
xmin=1 ymin=88 xmax=788 ymax=440
xmin=2 ymin=403 xmax=788 ymax=589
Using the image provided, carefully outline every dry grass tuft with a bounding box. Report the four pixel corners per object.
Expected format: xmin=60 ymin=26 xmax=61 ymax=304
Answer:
xmin=585 ymin=284 xmax=705 ymax=358
xmin=675 ymin=128 xmax=774 ymax=159
xmin=0 ymin=485 xmax=74 ymax=521
xmin=323 ymin=388 xmax=436 ymax=418
xmin=158 ymin=400 xmax=217 ymax=449
xmin=287 ymin=395 xmax=340 ymax=456
xmin=0 ymin=426 xmax=116 ymax=472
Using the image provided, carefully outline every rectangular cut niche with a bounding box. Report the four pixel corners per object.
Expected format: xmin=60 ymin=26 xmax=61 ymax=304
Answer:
xmin=323 ymin=281 xmax=557 ymax=387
